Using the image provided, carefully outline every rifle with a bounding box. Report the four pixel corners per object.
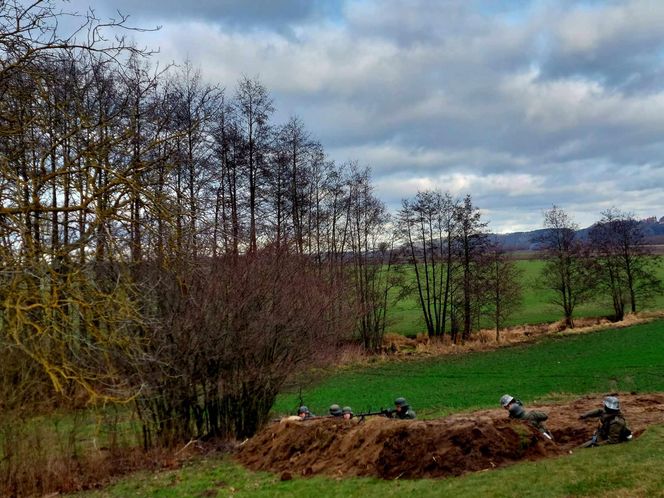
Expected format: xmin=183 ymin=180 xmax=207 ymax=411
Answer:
xmin=272 ymin=414 xmax=336 ymax=423
xmin=356 ymin=408 xmax=392 ymax=422
xmin=578 ymin=431 xmax=598 ymax=449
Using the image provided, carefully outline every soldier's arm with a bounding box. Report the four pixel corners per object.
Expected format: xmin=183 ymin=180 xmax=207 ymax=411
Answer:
xmin=579 ymin=408 xmax=603 ymax=419
xmin=529 ymin=411 xmax=549 ymax=422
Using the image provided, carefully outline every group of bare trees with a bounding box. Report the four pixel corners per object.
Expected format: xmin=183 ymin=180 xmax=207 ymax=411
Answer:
xmin=0 ymin=1 xmax=391 ymax=443
xmin=539 ymin=206 xmax=662 ymax=326
xmin=394 ymin=199 xmax=661 ymax=343
xmin=396 ymin=191 xmax=522 ymax=342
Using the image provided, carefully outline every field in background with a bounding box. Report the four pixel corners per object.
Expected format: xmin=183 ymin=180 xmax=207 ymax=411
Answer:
xmin=274 ymin=320 xmax=664 ymax=417
xmin=388 ymin=259 xmax=664 ymax=336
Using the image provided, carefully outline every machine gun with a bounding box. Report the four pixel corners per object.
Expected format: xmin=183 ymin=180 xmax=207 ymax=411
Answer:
xmin=355 ymin=408 xmax=392 ymax=422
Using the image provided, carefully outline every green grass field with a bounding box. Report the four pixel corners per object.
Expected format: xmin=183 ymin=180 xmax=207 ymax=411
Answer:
xmin=73 ymin=320 xmax=664 ymax=498
xmin=387 ymin=259 xmax=664 ymax=336
xmin=72 ymin=425 xmax=664 ymax=497
xmin=274 ymin=320 xmax=664 ymax=417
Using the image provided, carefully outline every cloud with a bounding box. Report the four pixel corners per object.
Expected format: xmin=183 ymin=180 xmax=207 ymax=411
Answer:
xmin=74 ymin=0 xmax=345 ymax=33
xmin=74 ymin=0 xmax=664 ymax=232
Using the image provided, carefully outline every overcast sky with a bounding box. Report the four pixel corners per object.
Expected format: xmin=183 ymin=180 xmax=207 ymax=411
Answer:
xmin=68 ymin=0 xmax=664 ymax=233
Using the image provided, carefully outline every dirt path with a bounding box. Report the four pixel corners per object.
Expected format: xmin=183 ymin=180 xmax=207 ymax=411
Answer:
xmin=236 ymin=393 xmax=664 ymax=479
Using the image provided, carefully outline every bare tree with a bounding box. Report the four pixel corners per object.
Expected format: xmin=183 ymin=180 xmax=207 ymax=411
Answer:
xmin=452 ymin=195 xmax=491 ymax=341
xmin=538 ymin=206 xmax=593 ymax=328
xmin=211 ymin=93 xmax=245 ymax=255
xmin=589 ymin=208 xmax=663 ymax=320
xmin=277 ymin=116 xmax=317 ymax=253
xmin=483 ymin=244 xmax=523 ymax=341
xmin=346 ymin=166 xmax=402 ymax=351
xmin=396 ymin=191 xmax=461 ymax=338
xmin=234 ymin=76 xmax=273 ymax=253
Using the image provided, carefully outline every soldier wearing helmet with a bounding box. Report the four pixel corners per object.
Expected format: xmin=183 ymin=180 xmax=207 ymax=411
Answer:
xmin=579 ymin=396 xmax=632 ymax=445
xmin=297 ymin=405 xmax=312 ymax=420
xmin=500 ymin=393 xmax=523 ymax=410
xmin=329 ymin=404 xmax=343 ymax=417
xmin=508 ymin=403 xmax=553 ymax=439
xmin=386 ymin=397 xmax=416 ymax=419
xmin=342 ymin=406 xmax=354 ymax=420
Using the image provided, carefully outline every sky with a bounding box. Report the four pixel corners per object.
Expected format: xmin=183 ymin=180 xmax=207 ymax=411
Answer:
xmin=65 ymin=0 xmax=664 ymax=233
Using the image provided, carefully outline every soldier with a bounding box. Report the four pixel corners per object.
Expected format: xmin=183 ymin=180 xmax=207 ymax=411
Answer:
xmin=386 ymin=397 xmax=416 ymax=419
xmin=500 ymin=394 xmax=523 ymax=410
xmin=342 ymin=406 xmax=354 ymax=420
xmin=508 ymin=403 xmax=553 ymax=440
xmin=297 ymin=405 xmax=313 ymax=420
xmin=579 ymin=396 xmax=632 ymax=446
xmin=329 ymin=404 xmax=343 ymax=417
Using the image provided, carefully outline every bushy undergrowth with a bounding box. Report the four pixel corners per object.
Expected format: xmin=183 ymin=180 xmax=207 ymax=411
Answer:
xmin=0 ymin=407 xmax=144 ymax=496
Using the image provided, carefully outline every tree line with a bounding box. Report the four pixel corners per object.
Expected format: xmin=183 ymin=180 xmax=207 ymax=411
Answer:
xmin=0 ymin=0 xmax=399 ymax=443
xmin=0 ymin=1 xmax=661 ymax=446
xmin=540 ymin=206 xmax=662 ymax=328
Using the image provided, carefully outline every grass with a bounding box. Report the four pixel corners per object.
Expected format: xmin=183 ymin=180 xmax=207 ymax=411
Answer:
xmin=274 ymin=320 xmax=664 ymax=417
xmin=387 ymin=260 xmax=664 ymax=336
xmin=0 ymin=404 xmax=140 ymax=459
xmin=72 ymin=424 xmax=664 ymax=497
xmin=68 ymin=320 xmax=664 ymax=497
xmin=0 ymin=403 xmax=144 ymax=496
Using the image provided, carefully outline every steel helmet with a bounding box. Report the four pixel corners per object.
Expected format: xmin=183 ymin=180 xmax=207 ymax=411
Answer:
xmin=394 ymin=397 xmax=408 ymax=407
xmin=603 ymin=396 xmax=620 ymax=411
xmin=298 ymin=405 xmax=310 ymax=415
xmin=509 ymin=403 xmax=525 ymax=418
xmin=342 ymin=406 xmax=353 ymax=414
xmin=329 ymin=404 xmax=342 ymax=416
xmin=500 ymin=394 xmax=514 ymax=407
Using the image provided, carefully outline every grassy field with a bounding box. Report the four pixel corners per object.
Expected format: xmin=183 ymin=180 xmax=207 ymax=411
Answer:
xmin=72 ymin=425 xmax=664 ymax=497
xmin=73 ymin=320 xmax=664 ymax=498
xmin=62 ymin=261 xmax=664 ymax=497
xmin=388 ymin=259 xmax=664 ymax=336
xmin=274 ymin=320 xmax=664 ymax=417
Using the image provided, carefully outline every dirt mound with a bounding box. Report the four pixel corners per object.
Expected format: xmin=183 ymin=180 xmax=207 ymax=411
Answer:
xmin=236 ymin=393 xmax=664 ymax=480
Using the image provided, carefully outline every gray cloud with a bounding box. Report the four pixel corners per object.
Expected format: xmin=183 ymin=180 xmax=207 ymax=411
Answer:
xmin=76 ymin=0 xmax=344 ymax=33
xmin=74 ymin=0 xmax=664 ymax=232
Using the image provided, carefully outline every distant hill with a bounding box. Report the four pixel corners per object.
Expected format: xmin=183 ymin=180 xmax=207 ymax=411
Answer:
xmin=491 ymin=219 xmax=664 ymax=251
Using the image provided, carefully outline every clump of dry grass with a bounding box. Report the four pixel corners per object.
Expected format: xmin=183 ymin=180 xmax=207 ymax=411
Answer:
xmin=0 ymin=410 xmax=214 ymax=497
xmin=333 ymin=311 xmax=664 ymax=367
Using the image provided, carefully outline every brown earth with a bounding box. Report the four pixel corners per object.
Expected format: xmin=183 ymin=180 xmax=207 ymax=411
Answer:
xmin=236 ymin=393 xmax=664 ymax=480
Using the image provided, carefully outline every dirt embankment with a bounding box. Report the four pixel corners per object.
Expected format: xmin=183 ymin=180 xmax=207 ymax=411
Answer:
xmin=236 ymin=393 xmax=664 ymax=480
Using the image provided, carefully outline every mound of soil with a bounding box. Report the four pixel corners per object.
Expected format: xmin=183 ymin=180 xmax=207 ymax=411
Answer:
xmin=236 ymin=393 xmax=664 ymax=479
